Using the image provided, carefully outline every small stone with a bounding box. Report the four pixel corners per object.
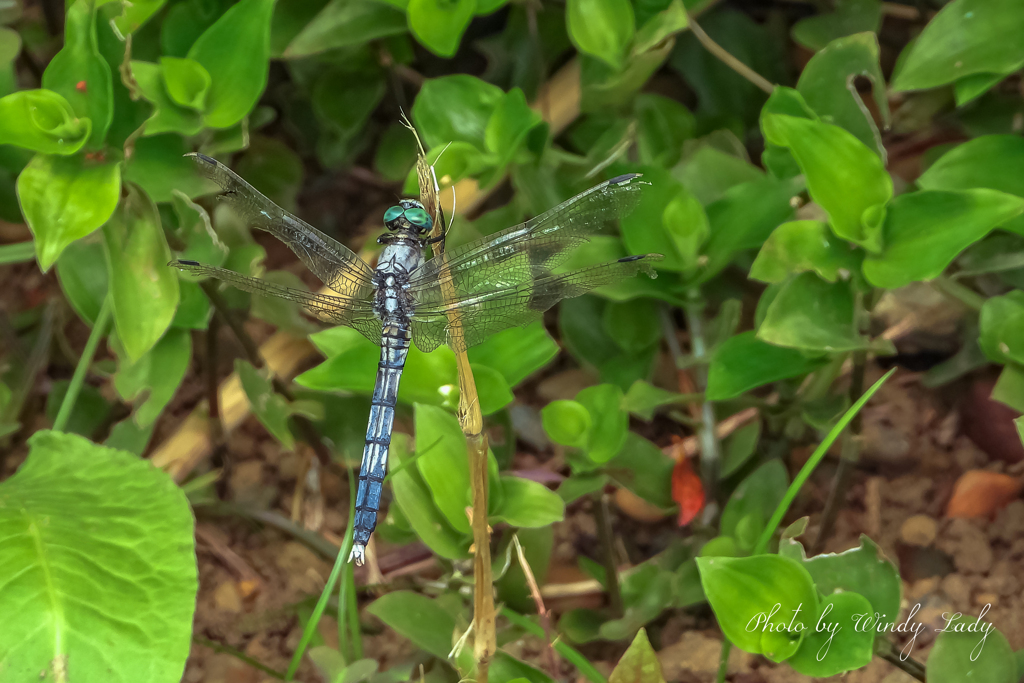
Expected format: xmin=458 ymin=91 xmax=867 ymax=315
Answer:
xmin=901 ymin=514 xmax=938 ymax=546
xmin=908 ymin=576 xmax=940 ymax=601
xmin=975 ymin=592 xmax=999 ymax=608
xmin=992 ymin=500 xmax=1024 ymax=542
xmin=213 ymin=581 xmax=242 ymax=613
xmin=230 ymin=460 xmax=264 ymax=503
xmin=941 ymin=573 xmax=971 ymax=606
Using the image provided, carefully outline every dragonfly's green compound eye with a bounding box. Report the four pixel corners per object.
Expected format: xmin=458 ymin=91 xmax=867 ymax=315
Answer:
xmin=383 ymin=205 xmax=405 ymax=223
xmin=403 ymin=207 xmax=433 ymax=230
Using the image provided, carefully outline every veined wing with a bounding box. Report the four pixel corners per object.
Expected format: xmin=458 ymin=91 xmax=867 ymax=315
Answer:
xmin=171 ymin=260 xmax=383 ymax=345
xmin=408 ymin=254 xmax=662 ymax=353
xmin=189 ymin=153 xmax=376 ymax=299
xmin=405 ymin=173 xmax=646 ymax=295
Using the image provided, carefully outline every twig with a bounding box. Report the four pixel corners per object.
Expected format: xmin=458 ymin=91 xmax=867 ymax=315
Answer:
xmin=193 ymin=635 xmax=287 ymax=680
xmin=876 ymin=638 xmax=927 ymax=681
xmin=593 ymin=492 xmax=624 ymax=618
xmin=195 ymin=524 xmax=263 ymax=597
xmin=685 ymin=11 xmax=775 ymax=94
xmin=53 ymin=297 xmax=112 ymax=432
xmin=512 ymin=535 xmax=558 ymax=677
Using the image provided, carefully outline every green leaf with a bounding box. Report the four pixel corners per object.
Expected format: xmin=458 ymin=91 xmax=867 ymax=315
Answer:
xmin=103 ymin=184 xmax=180 ymax=361
xmin=188 ymin=0 xmax=275 ymax=128
xmin=113 ymin=328 xmax=191 ymax=429
xmin=0 ymin=90 xmax=91 ymax=154
xmin=720 ymin=459 xmax=787 ymax=543
xmin=45 ymin=381 xmax=112 ymax=437
xmin=955 ymin=70 xmax=1013 ymax=107
xmin=284 ymin=0 xmax=407 ymax=58
xmin=917 ymin=135 xmax=1024 ymax=237
xmin=623 ymin=380 xmax=693 ymax=421
xmin=608 ymin=629 xmax=666 ymax=683
xmin=408 ymin=0 xmax=476 ymax=57
xmin=673 ymin=142 xmax=765 ymax=205
xmin=603 ymin=298 xmax=661 ymax=353
xmin=470 ymin=363 xmax=514 ymax=415
xmin=567 ymin=0 xmax=635 ymax=70
xmin=484 ymin=87 xmax=544 ymax=179
xmin=557 ymin=472 xmax=608 ymax=504
xmin=237 ymin=359 xmax=297 ymax=448
xmin=235 ymin=135 xmax=306 ymax=212
xmin=787 ymin=592 xmax=874 ymax=677
xmin=791 ymin=0 xmax=881 ymax=52
xmin=926 ymin=616 xmax=1017 ymax=683
xmin=131 ymin=61 xmax=204 ymax=136
xmin=796 ymin=32 xmax=889 ymax=159
xmin=0 ymin=27 xmax=20 ymax=98
xmin=541 ymin=400 xmax=592 ymax=449
xmin=696 ymin=554 xmax=818 ymax=661
xmin=979 ymin=291 xmax=1024 ymax=365
xmin=707 ymin=331 xmax=826 ymax=401
xmin=993 ymin=364 xmax=1024 ymax=413
xmin=492 ymin=475 xmax=565 ymax=528
xmin=114 ymin=0 xmax=169 ymax=35
xmin=605 ymin=432 xmax=674 ymax=509
xmin=0 ymin=430 xmax=196 ymax=683
xmin=313 ymin=70 xmax=386 ymax=150
xmin=762 ymin=114 xmax=891 ymax=252
xmin=415 ymin=404 xmax=472 ymax=533
xmin=891 ymin=0 xmax=1024 ymax=92
xmin=751 ymin=220 xmax=861 ymax=284
xmin=634 ymin=93 xmax=695 ymax=168
xmin=56 ymin=237 xmax=108 ymax=326
xmin=698 ymin=174 xmax=804 ymax=283
xmin=863 ymin=189 xmax=1024 ymax=288
xmin=159 ymin=56 xmax=211 ymax=111
xmin=758 ymin=273 xmax=866 ymax=352
xmin=621 ymin=166 xmax=697 ymax=273
xmin=412 ymin=75 xmax=503 ymax=150
xmin=124 ymin=134 xmax=218 ymax=202
xmin=577 ymin=384 xmax=627 ymax=464
xmin=467 ymin=322 xmax=558 ymax=387
xmin=375 ymin=123 xmax=418 ymax=182
xmin=364 ymin=591 xmax=455 ymax=660
xmin=631 ymin=0 xmax=687 ymax=55
xmin=389 ymin=433 xmax=472 ymax=560
xmin=42 ymin=0 xmax=113 ymax=148
xmin=18 ymin=154 xmax=121 ymax=271
xmin=721 ymin=419 xmax=762 ymax=478
xmin=799 ymin=535 xmax=901 ymax=623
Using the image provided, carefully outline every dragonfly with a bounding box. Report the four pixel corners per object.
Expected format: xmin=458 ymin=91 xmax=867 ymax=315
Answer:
xmin=172 ymin=152 xmax=662 ymax=564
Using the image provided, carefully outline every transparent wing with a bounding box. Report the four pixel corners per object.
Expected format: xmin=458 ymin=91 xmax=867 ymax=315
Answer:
xmin=409 ymin=254 xmax=662 ymax=353
xmin=406 ymin=173 xmax=646 ymax=293
xmin=171 ymin=260 xmax=383 ymax=345
xmin=189 ymin=153 xmax=376 ymax=299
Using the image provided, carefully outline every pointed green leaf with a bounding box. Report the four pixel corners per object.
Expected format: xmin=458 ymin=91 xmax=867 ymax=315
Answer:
xmin=541 ymin=400 xmax=591 ymax=449
xmin=408 ymin=0 xmax=476 ymax=57
xmin=0 ymin=430 xmax=196 ymax=683
xmin=131 ymin=61 xmax=204 ymax=136
xmin=567 ymin=0 xmax=635 ymax=70
xmin=979 ymin=291 xmax=1024 ymax=365
xmin=751 ymin=220 xmax=862 ymax=284
xmin=365 ymin=591 xmax=456 ymax=660
xmin=800 ymin=535 xmax=901 ymax=622
xmin=608 ymin=629 xmax=666 ymax=683
xmin=160 ymin=56 xmax=211 ymax=111
xmin=577 ymin=383 xmax=627 ymax=464
xmin=236 ymin=359 xmax=296 ymax=448
xmin=791 ymin=0 xmax=880 ymax=52
xmin=926 ymin=617 xmax=1017 ymax=683
xmin=411 ymin=75 xmax=503 ymax=150
xmin=113 ymin=328 xmax=191 ymax=429
xmin=0 ymin=90 xmax=91 ymax=154
xmin=467 ymin=322 xmax=558 ymax=387
xmin=18 ymin=154 xmax=121 ymax=271
xmin=863 ymin=189 xmax=1024 ymax=288
xmin=892 ymin=0 xmax=1024 ymax=92
xmin=758 ymin=273 xmax=866 ymax=352
xmin=284 ymin=0 xmax=407 ymax=58
xmin=42 ymin=0 xmax=113 ymax=148
xmin=103 ymin=184 xmax=180 ymax=360
xmin=188 ymin=0 xmax=275 ymax=128
xmin=787 ymin=592 xmax=874 ymax=677
xmin=415 ymin=403 xmax=472 ymax=533
xmin=56 ymin=237 xmax=108 ymax=326
xmin=762 ymin=114 xmax=891 ymax=252
xmin=492 ymin=475 xmax=565 ymax=528
xmin=707 ymin=331 xmax=826 ymax=400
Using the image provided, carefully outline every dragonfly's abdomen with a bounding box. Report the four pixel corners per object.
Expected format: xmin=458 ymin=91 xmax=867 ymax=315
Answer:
xmin=349 ymin=320 xmax=410 ymax=565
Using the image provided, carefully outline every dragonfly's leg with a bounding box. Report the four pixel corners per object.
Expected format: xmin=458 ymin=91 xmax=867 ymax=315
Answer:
xmin=349 ymin=326 xmax=410 ymax=565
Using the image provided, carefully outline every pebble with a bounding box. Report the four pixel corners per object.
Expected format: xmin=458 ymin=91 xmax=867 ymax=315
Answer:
xmin=900 ymin=514 xmax=938 ymax=546
xmin=940 ymin=573 xmax=971 ymax=606
xmin=213 ymin=581 xmax=243 ymax=614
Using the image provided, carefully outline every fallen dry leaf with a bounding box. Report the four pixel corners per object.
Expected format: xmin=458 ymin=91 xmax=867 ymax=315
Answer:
xmin=672 ymin=457 xmax=704 ymax=526
xmin=946 ymin=470 xmax=1023 ymax=518
xmin=614 ymin=487 xmax=669 ymax=523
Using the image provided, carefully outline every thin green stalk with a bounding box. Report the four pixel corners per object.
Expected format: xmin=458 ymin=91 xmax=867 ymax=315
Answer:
xmin=931 ymin=274 xmax=985 ymax=312
xmin=0 ymin=241 xmax=35 ymax=265
xmin=499 ymin=607 xmax=607 ymax=683
xmin=715 ymin=639 xmax=731 ymax=683
xmin=53 ymin=296 xmax=112 ymax=433
xmin=337 ymin=471 xmax=362 ymax=663
xmin=286 ymin=496 xmax=357 ymax=680
xmin=754 ymin=368 xmax=895 ymax=555
xmin=684 ymin=302 xmax=721 ymax=512
xmin=592 ymin=492 xmax=623 ymax=618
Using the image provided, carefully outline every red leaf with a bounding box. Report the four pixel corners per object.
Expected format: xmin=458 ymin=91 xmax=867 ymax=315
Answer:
xmin=671 ymin=457 xmax=704 ymax=526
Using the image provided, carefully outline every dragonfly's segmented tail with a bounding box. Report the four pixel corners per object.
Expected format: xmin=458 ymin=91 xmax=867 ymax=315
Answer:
xmin=349 ymin=321 xmax=411 ymax=565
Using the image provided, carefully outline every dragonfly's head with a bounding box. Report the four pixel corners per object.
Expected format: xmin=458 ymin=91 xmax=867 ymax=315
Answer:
xmin=383 ymin=199 xmax=434 ymax=235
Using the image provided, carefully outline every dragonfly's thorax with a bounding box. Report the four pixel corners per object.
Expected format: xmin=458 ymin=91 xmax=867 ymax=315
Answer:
xmin=373 ymin=242 xmax=424 ymax=321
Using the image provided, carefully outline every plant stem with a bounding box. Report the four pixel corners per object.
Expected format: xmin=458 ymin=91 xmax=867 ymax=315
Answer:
xmin=876 ymin=638 xmax=927 ymax=681
xmin=194 ymin=636 xmax=287 ymax=680
xmin=592 ymin=492 xmax=624 ymax=618
xmin=499 ymin=607 xmax=607 ymax=683
xmin=931 ymin=274 xmax=985 ymax=312
xmin=0 ymin=241 xmax=36 ymax=265
xmin=715 ymin=639 xmax=731 ymax=683
xmin=337 ymin=470 xmax=362 ymax=663
xmin=53 ymin=296 xmax=112 ymax=433
xmin=685 ymin=12 xmax=775 ymax=94
xmin=684 ymin=301 xmax=721 ymax=514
